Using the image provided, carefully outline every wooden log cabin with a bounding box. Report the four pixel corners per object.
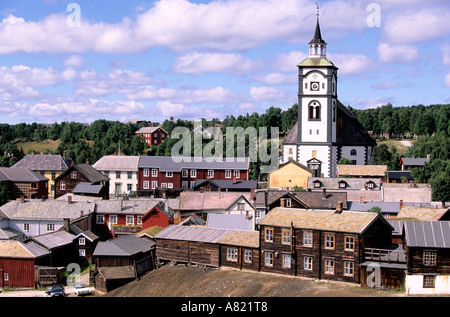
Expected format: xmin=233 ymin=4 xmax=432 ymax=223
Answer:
xmin=155 ymin=225 xmax=260 ymax=270
xmin=257 ymin=207 xmax=394 ymax=284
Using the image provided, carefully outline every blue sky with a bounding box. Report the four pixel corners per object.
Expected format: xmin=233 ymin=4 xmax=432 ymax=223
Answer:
xmin=0 ymin=0 xmax=449 ymax=124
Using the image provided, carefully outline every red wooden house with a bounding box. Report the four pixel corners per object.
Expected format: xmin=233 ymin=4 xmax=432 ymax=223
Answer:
xmin=137 ymin=156 xmax=250 ymax=195
xmin=135 ymin=126 xmax=168 ymax=147
xmin=141 ymin=201 xmax=180 ymax=230
xmin=0 ymin=241 xmax=35 ymax=289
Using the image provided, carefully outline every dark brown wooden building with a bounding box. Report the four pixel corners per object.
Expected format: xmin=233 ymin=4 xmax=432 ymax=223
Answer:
xmin=0 ymin=167 xmax=48 ymax=200
xmin=257 ymin=207 xmax=393 ymax=284
xmin=54 ymin=163 xmax=110 ymax=199
xmin=155 ymin=225 xmax=260 ymax=270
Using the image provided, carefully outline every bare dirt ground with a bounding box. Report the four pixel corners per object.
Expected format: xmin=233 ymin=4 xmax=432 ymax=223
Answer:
xmin=104 ymin=265 xmax=405 ymax=297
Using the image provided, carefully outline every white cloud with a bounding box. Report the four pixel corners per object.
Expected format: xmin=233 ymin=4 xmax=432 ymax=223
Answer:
xmin=442 ymin=44 xmax=450 ymax=66
xmin=254 ymin=72 xmax=296 ymax=85
xmin=377 ymin=43 xmax=419 ymax=63
xmin=250 ymin=86 xmax=290 ymax=103
xmin=382 ymin=7 xmax=450 ymax=44
xmin=328 ymin=53 xmax=373 ymax=75
xmin=63 ymin=55 xmax=85 ymax=68
xmin=445 ymin=72 xmax=450 ymax=88
xmin=354 ymin=96 xmax=395 ymax=109
xmin=155 ymin=100 xmax=222 ymax=119
xmin=172 ymin=52 xmax=261 ymax=75
xmin=371 ymin=81 xmax=400 ymax=89
xmin=274 ymin=51 xmax=308 ymax=73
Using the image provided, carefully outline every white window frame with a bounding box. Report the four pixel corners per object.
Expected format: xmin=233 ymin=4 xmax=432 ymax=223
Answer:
xmin=265 ymin=228 xmax=273 ymax=242
xmin=207 ymin=170 xmax=214 ymax=178
xmin=143 ymin=181 xmax=149 ymax=190
xmin=79 ymin=237 xmax=85 ymax=246
xmin=344 ymin=261 xmax=354 ymax=277
xmin=233 ymin=170 xmax=240 ymax=178
xmin=151 ymin=181 xmax=158 ymax=189
xmin=304 ymin=256 xmax=313 ymax=271
xmin=227 ymin=248 xmax=238 ymax=262
xmin=244 ymin=249 xmax=252 ymax=263
xmin=23 ymin=223 xmax=30 ymax=232
xmin=182 ymin=169 xmax=188 ymax=178
xmin=166 ymin=171 xmax=173 ymax=178
xmin=126 ymin=215 xmax=134 ymax=225
xmin=303 ymin=231 xmax=313 ymax=247
xmin=345 ymin=236 xmax=355 ymax=251
xmin=97 ymin=215 xmax=105 ymax=224
xmin=168 ymin=183 xmax=173 ymax=189
xmin=282 ymin=229 xmax=291 ymax=245
xmin=79 ymin=249 xmax=86 ymax=257
xmin=283 ymin=254 xmax=291 ymax=268
xmin=325 ymin=234 xmax=335 ymax=250
xmin=143 ymin=168 xmax=150 ymax=177
xmin=137 ymin=216 xmax=142 ymax=225
xmin=265 ymin=252 xmax=273 ymax=267
xmin=325 ymin=259 xmax=335 ymax=275
xmin=109 ymin=215 xmax=117 ymax=224
xmin=60 ymin=181 xmax=66 ymax=191
xmin=182 ymin=181 xmax=188 ymax=189
xmin=46 ymin=223 xmax=55 ymax=232
xmin=225 ymin=170 xmax=232 ymax=178
xmin=190 ymin=169 xmax=197 ymax=178
xmin=151 ymin=169 xmax=158 ymax=177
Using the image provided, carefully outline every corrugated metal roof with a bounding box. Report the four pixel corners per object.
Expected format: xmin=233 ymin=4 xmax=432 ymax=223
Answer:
xmin=93 ymin=235 xmax=155 ymax=257
xmin=259 ymin=208 xmax=381 ymax=234
xmin=155 ymin=225 xmax=230 ymax=243
xmin=32 ymin=231 xmax=75 ymax=250
xmin=138 ymin=156 xmax=249 ymax=172
xmin=23 ymin=241 xmax=51 ymax=258
xmin=404 ymin=221 xmax=450 ymax=248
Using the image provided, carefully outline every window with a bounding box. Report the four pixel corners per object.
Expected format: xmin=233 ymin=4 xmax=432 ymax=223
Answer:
xmin=345 ymin=236 xmax=355 ymax=251
xmin=227 ymin=248 xmax=238 ymax=262
xmin=109 ymin=215 xmax=117 ymax=224
xmin=244 ymin=250 xmax=252 ymax=263
xmin=225 ymin=170 xmax=232 ymax=178
xmin=182 ymin=181 xmax=188 ymax=189
xmin=237 ymin=203 xmax=245 ymax=211
xmin=190 ymin=181 xmax=196 ymax=188
xmin=344 ymin=261 xmax=354 ymax=277
xmin=143 ymin=169 xmax=150 ymax=177
xmin=154 ymin=133 xmax=157 ymax=138
xmin=190 ymin=169 xmax=197 ymax=178
xmin=255 ymin=210 xmax=262 ymax=219
xmin=60 ymin=181 xmax=66 ymax=191
xmin=51 ymin=172 xmax=56 ymax=180
xmin=308 ymin=101 xmax=321 ymax=120
xmin=151 ymin=169 xmax=158 ymax=177
xmin=79 ymin=237 xmax=85 ymax=246
xmin=325 ymin=259 xmax=334 ymax=274
xmin=127 ymin=184 xmax=132 ymax=191
xmin=137 ymin=216 xmax=142 ymax=225
xmin=325 ymin=234 xmax=335 ymax=249
xmin=23 ymin=223 xmax=30 ymax=232
xmin=97 ymin=215 xmax=104 ymax=224
xmin=265 ymin=252 xmax=273 ymax=267
xmin=303 ymin=231 xmax=313 ymax=247
xmin=126 ymin=215 xmax=134 ymax=225
xmin=207 ymin=170 xmax=214 ymax=178
xmin=127 ymin=172 xmax=132 ymax=179
xmin=286 ymin=198 xmax=292 ymax=207
xmin=79 ymin=249 xmax=86 ymax=257
xmin=283 ymin=254 xmax=291 ymax=268
xmin=143 ymin=181 xmax=149 ymax=190
xmin=304 ymin=256 xmax=313 ymax=271
xmin=71 ymin=171 xmax=77 ymax=179
xmin=313 ymin=181 xmax=321 ymax=188
xmin=151 ymin=181 xmax=158 ymax=189
xmin=423 ymin=251 xmax=437 ymax=266
xmin=350 ymin=149 xmax=357 ymax=156
xmin=367 ymin=182 xmax=375 ymax=189
xmin=166 ymin=171 xmax=173 ymax=178
xmin=423 ymin=275 xmax=436 ymax=288
xmin=168 ymin=183 xmax=173 ymax=188
xmin=265 ymin=228 xmax=273 ymax=242
xmin=282 ymin=229 xmax=291 ymax=245
xmin=4 ymin=273 xmax=9 ymax=281
xmin=116 ymin=171 xmax=121 ymax=179
xmin=339 ymin=181 xmax=347 ymax=188
xmin=233 ymin=170 xmax=240 ymax=178
xmin=47 ymin=223 xmax=55 ymax=232
xmin=161 ymin=183 xmax=167 ymax=188
xmin=182 ymin=169 xmax=188 ymax=178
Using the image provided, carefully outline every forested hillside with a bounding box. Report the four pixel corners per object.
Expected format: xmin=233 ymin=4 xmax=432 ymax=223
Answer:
xmin=0 ymin=103 xmax=448 ymax=202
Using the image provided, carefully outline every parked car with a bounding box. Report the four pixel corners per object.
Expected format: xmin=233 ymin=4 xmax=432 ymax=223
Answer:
xmin=74 ymin=283 xmax=91 ymax=296
xmin=44 ymin=285 xmax=66 ymax=297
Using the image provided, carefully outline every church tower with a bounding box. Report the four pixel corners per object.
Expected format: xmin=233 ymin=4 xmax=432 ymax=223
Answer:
xmin=296 ymin=8 xmax=338 ymax=177
xmin=281 ymin=5 xmax=376 ymax=177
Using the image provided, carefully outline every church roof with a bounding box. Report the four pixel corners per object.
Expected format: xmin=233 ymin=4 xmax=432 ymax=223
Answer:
xmin=309 ymin=17 xmax=326 ymax=45
xmin=297 ymin=57 xmax=336 ymax=67
xmin=282 ymin=101 xmax=376 ymax=147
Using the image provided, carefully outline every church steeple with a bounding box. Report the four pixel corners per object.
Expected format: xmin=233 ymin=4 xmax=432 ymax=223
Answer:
xmin=308 ymin=3 xmax=327 ymax=58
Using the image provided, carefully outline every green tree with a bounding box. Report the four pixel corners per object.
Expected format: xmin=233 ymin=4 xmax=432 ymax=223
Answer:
xmin=338 ymin=157 xmax=353 ymax=165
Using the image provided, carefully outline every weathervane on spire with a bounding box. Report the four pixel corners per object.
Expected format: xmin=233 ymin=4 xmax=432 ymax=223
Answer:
xmin=316 ymin=1 xmax=320 ymax=18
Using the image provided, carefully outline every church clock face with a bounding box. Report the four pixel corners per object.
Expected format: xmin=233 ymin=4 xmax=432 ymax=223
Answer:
xmin=311 ymin=82 xmax=320 ymax=91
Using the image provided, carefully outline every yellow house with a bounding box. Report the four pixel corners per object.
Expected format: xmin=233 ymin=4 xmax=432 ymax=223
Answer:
xmin=11 ymin=154 xmax=71 ymax=198
xmin=268 ymin=160 xmax=312 ymax=189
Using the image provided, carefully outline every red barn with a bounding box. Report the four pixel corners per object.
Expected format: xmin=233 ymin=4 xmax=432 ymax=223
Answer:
xmin=135 ymin=126 xmax=168 ymax=147
xmin=0 ymin=241 xmax=35 ymax=289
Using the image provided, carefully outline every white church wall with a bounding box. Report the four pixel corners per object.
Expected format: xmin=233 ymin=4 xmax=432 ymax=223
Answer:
xmin=298 ymin=145 xmax=330 ymax=177
xmin=340 ymin=146 xmax=367 ymax=165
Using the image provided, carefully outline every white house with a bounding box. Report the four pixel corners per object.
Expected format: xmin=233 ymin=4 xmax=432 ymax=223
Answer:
xmin=92 ymin=155 xmax=140 ymax=197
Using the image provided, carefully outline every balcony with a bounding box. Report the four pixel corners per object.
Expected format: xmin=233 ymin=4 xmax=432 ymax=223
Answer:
xmin=364 ymin=247 xmax=407 ymax=263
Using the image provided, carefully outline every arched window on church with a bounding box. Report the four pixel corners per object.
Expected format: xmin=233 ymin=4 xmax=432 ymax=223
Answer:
xmin=309 ymin=101 xmax=321 ymax=121
xmin=288 ymin=148 xmax=293 ymax=155
xmin=351 ymin=149 xmax=357 ymax=156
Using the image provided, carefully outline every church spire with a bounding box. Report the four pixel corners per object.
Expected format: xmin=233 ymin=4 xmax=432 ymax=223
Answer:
xmin=308 ymin=2 xmax=327 ymax=58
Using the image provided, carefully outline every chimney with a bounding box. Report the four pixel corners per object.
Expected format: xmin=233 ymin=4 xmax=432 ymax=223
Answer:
xmin=335 ymin=202 xmax=343 ymax=214
xmin=118 ymin=197 xmax=123 ymax=211
xmin=250 ymin=188 xmax=254 ymax=201
xmin=322 ymin=188 xmax=326 ymax=200
xmin=80 ymin=210 xmax=84 ymax=217
xmin=63 ymin=218 xmax=70 ymax=232
xmin=68 ymin=195 xmax=72 ymax=204
xmin=233 ymin=177 xmax=237 ymax=184
xmin=360 ymin=196 xmax=365 ymax=204
xmin=280 ymin=198 xmax=286 ymax=207
xmin=245 ymin=210 xmax=249 ymax=220
xmin=399 ymin=200 xmax=403 ymax=209
xmin=20 ymin=196 xmax=25 ymax=204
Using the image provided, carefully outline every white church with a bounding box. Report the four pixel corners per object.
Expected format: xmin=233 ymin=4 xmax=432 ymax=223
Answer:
xmin=282 ymin=15 xmax=376 ymax=177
